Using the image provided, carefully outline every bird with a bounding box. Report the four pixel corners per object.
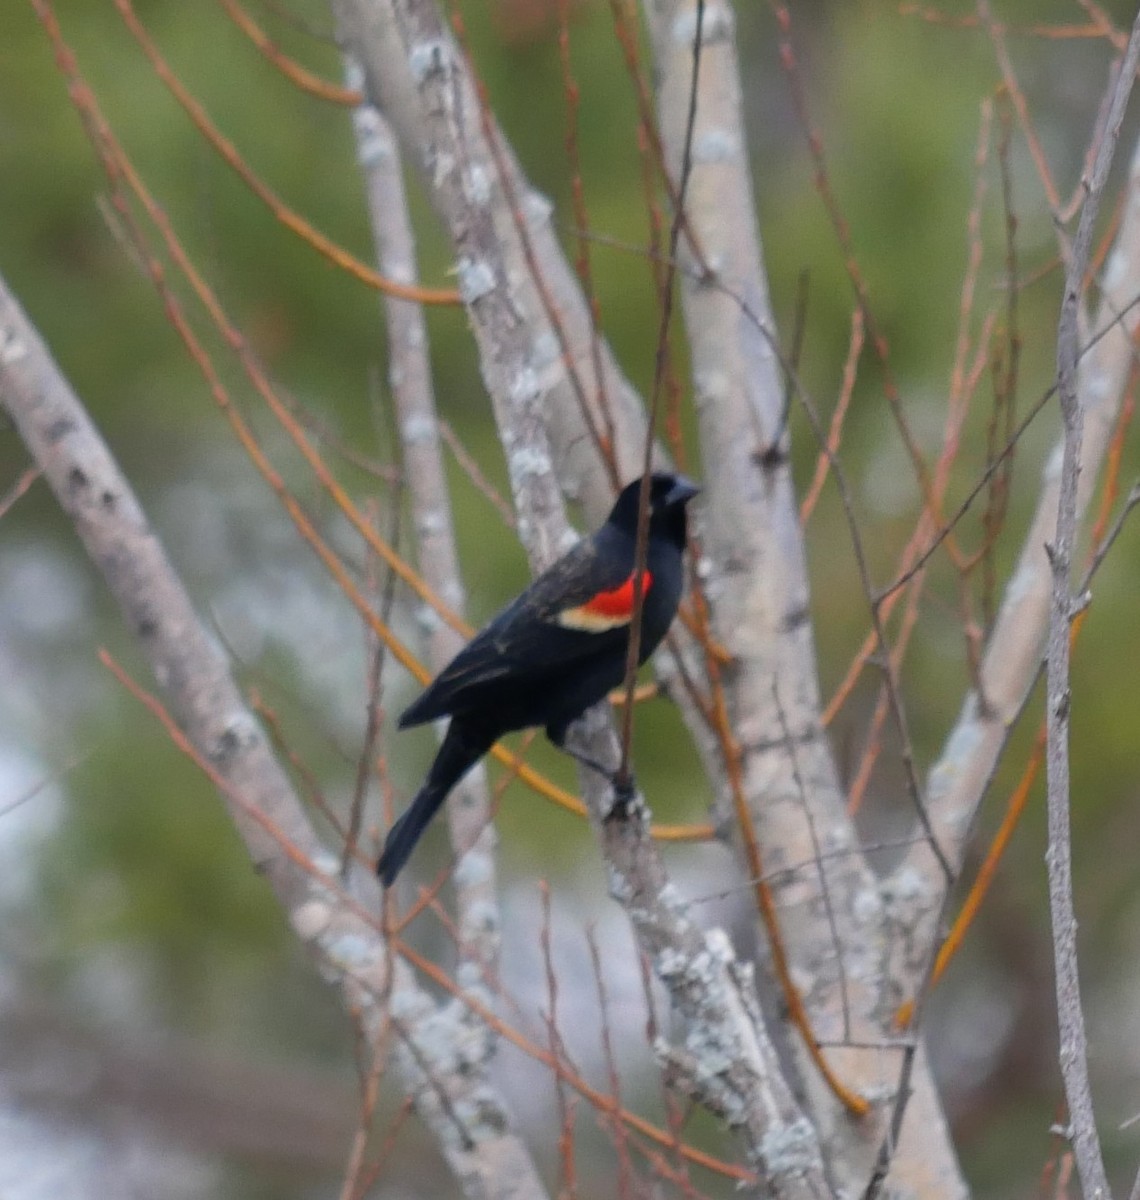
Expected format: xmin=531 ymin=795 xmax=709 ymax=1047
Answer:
xmin=377 ymin=471 xmax=700 ymax=887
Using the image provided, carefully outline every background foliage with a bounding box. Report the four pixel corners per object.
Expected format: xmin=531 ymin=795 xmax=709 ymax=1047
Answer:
xmin=3 ymin=1 xmax=1140 ymax=1195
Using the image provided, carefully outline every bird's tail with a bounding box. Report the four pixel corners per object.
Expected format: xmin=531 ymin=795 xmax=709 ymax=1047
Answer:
xmin=377 ymin=720 xmax=494 ymax=887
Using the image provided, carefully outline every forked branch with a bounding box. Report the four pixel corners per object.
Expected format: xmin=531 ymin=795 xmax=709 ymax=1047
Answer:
xmin=0 ymin=272 xmax=549 ymax=1200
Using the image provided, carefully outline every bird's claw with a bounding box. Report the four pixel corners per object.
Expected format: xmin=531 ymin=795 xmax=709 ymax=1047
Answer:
xmin=604 ymin=771 xmax=637 ymax=822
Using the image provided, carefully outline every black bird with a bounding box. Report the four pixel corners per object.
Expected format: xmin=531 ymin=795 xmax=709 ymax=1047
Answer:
xmin=378 ymin=471 xmax=700 ymax=886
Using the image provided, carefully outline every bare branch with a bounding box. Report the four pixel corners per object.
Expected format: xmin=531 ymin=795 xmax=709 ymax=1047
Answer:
xmin=0 ymin=271 xmax=548 ymax=1200
xmin=617 ymin=0 xmax=705 ymax=789
xmin=577 ymin=709 xmax=829 ymax=1194
xmin=643 ymin=0 xmax=964 ymax=1191
xmin=1045 ymin=12 xmax=1140 ymax=1198
xmin=333 ymin=0 xmax=650 ymax=540
xmin=333 ymin=2 xmax=832 ymax=1186
xmin=348 ymin=65 xmax=502 ymax=973
xmin=893 ymin=124 xmax=1140 ymax=984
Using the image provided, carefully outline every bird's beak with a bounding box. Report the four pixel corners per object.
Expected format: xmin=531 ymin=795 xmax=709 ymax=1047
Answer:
xmin=664 ymin=475 xmax=701 ymax=506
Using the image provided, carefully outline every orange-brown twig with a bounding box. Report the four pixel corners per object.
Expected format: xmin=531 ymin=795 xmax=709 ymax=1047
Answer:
xmin=48 ymin=12 xmax=470 ymax=641
xmin=894 ymin=721 xmax=1046 ymax=1030
xmin=896 ymin=382 xmax=1137 ymax=1023
xmin=396 ymin=935 xmax=756 ymax=1185
xmin=115 ymin=0 xmax=460 ymax=305
xmin=540 ymin=883 xmax=580 ymax=1200
xmin=685 ymin=580 xmax=870 ymax=1115
xmin=607 ymin=0 xmax=711 ymax=277
xmin=556 ymin=0 xmax=618 ymax=472
xmin=773 ymin=0 xmax=979 ymax=573
xmin=0 ymin=466 xmax=41 ymax=521
xmin=99 ymin=648 xmax=368 ymax=894
xmin=800 ymin=308 xmax=863 ymax=523
xmin=39 ymin=0 xmax=706 ymax=846
xmin=899 ymin=6 xmax=1117 ymax=43
xmin=218 ymin=0 xmax=362 ymax=105
xmin=449 ymin=7 xmax=621 ymax=488
xmin=102 ymin=647 xmax=739 ymax=1178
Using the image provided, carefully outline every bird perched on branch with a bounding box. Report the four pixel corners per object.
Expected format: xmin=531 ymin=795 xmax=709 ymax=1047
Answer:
xmin=377 ymin=471 xmax=700 ymax=886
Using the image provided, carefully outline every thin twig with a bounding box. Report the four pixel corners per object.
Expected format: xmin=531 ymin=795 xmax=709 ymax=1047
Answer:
xmin=771 ymin=679 xmax=852 ymax=1042
xmin=0 ymin=465 xmax=40 ymax=520
xmin=337 ymin=1031 xmax=390 ymax=1200
xmin=342 ymin=491 xmax=402 ymax=877
xmin=115 ymin=0 xmax=461 ymax=304
xmin=450 ymin=7 xmax=620 ymax=488
xmin=635 ymin=950 xmax=699 ymax=1199
xmin=389 ymin=1013 xmax=475 ymax=1151
xmin=539 ymin=883 xmax=579 ymax=1200
xmin=1045 ymin=14 xmax=1140 ymax=1199
xmin=0 ymin=752 xmax=89 ymax=821
xmin=606 ymin=0 xmax=712 ymax=277
xmin=393 ymin=938 xmax=755 ymax=1185
xmin=894 ymin=475 xmax=1140 ymax=1029
xmin=557 ymin=0 xmax=618 ymax=468
xmin=349 ymin=76 xmax=501 ymax=965
xmin=436 ymin=419 xmax=517 ymax=529
xmin=878 ymin=285 xmax=1140 ymax=604
xmin=345 ymin=1096 xmax=415 ymax=1199
xmin=791 ymin=368 xmax=952 ymax=881
xmin=219 ymin=0 xmax=361 ymax=105
xmin=684 ymin=835 xmax=934 ymax=907
xmin=616 ymin=0 xmax=704 ymax=788
xmin=585 ymin=924 xmax=636 ymax=1195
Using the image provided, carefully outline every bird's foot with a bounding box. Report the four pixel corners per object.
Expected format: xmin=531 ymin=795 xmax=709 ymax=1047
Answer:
xmin=604 ymin=771 xmax=637 ymax=823
xmin=549 ymin=727 xmax=638 ymax=819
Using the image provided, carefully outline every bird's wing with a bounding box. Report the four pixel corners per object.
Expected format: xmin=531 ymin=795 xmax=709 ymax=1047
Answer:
xmin=399 ymin=536 xmax=648 ymax=727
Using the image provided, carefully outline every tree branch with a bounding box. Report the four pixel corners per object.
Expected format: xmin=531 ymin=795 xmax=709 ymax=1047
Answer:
xmin=890 ymin=49 xmax=1140 ymax=1017
xmin=348 ymin=61 xmax=501 ymax=973
xmin=333 ymin=0 xmax=650 ymax=538
xmin=1045 ymin=13 xmax=1140 ymax=1198
xmin=643 ymin=0 xmax=964 ymax=1191
xmin=0 ymin=272 xmax=548 ymax=1200
xmin=332 ymin=1 xmax=830 ymax=1186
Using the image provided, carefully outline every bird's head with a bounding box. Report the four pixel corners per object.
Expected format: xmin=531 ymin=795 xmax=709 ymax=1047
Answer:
xmin=608 ymin=471 xmax=700 ymax=549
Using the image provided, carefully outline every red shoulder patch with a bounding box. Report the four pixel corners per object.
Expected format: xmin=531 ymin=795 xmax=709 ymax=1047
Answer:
xmin=581 ymin=570 xmax=653 ymax=619
xmin=555 ymin=571 xmax=654 ymax=632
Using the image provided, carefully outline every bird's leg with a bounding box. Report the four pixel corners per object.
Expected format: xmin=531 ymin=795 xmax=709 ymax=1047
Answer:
xmin=547 ymin=723 xmax=613 ymax=779
xmin=570 ymin=748 xmax=616 ymax=779
xmin=547 ymin=723 xmax=636 ymax=819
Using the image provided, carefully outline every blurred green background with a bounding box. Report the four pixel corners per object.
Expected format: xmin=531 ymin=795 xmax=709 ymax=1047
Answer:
xmin=3 ymin=1 xmax=1140 ymax=1196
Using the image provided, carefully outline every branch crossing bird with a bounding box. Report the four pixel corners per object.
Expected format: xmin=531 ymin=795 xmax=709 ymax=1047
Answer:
xmin=377 ymin=471 xmax=700 ymax=886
